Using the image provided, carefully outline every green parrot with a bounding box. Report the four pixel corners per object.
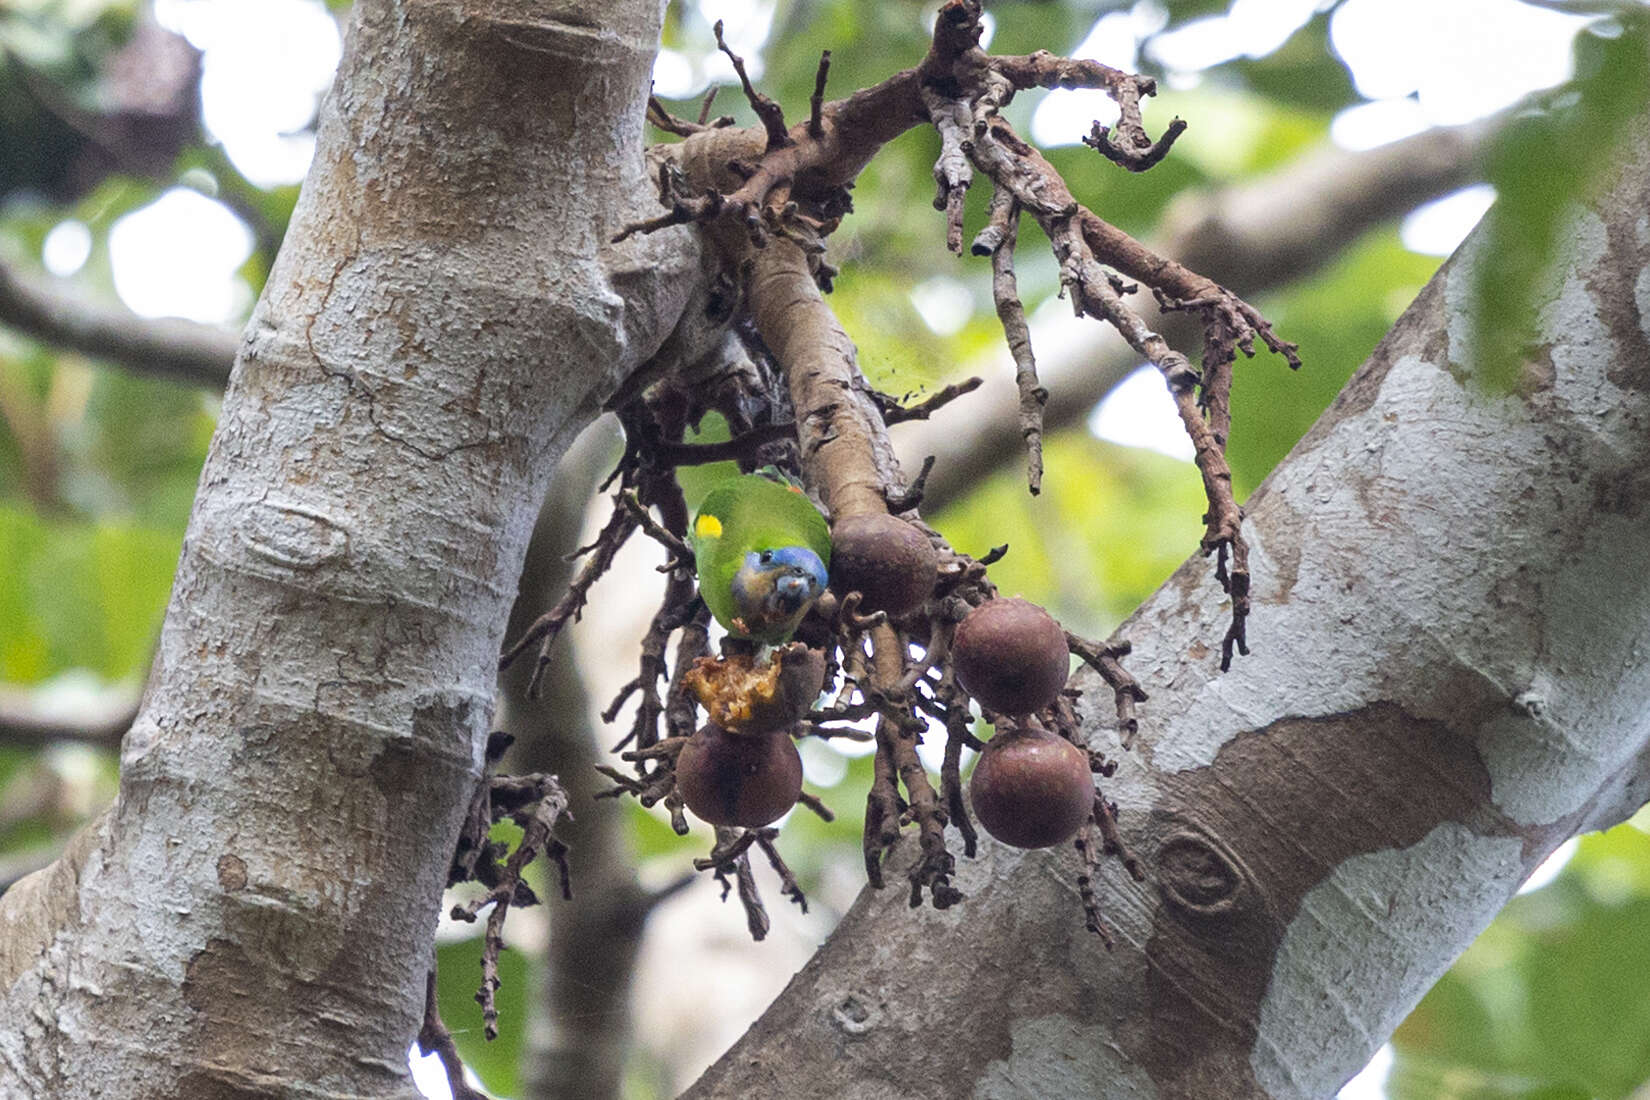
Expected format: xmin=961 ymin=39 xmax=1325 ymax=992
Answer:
xmin=688 ymin=469 xmax=832 ymax=644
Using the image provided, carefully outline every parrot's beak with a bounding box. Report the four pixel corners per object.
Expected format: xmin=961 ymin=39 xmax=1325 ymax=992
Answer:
xmin=775 ymin=572 xmax=819 ymax=612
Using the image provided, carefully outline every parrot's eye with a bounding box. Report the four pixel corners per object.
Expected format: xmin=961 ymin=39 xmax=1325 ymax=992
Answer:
xmin=758 ymin=550 xmax=774 ymax=565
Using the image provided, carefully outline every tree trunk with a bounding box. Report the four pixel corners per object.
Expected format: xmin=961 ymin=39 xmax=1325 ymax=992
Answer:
xmin=5 ymin=5 xmax=1648 ymax=1098
xmin=0 ymin=2 xmax=696 ymax=1095
xmin=685 ymin=135 xmax=1650 ymax=1099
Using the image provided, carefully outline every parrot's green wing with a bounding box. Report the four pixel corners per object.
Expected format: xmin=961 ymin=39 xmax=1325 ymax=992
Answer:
xmin=689 ymin=473 xmax=831 ymax=638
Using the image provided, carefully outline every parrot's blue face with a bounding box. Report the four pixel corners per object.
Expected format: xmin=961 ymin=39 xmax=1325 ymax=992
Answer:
xmin=728 ymin=546 xmax=829 ymax=641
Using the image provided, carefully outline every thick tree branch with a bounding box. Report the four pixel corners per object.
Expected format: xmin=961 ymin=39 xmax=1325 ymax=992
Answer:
xmin=0 ymin=1 xmax=701 ymax=1094
xmin=0 ymin=261 xmax=237 ymax=388
xmin=0 ymin=688 xmax=135 ymax=749
xmin=685 ymin=125 xmax=1650 ymax=1100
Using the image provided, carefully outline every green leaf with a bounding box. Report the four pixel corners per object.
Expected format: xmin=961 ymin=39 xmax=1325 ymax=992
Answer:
xmin=1227 ymin=230 xmax=1441 ymax=493
xmin=436 ymin=933 xmax=531 ymax=1097
xmin=934 ymin=433 xmax=1210 ymax=637
xmin=1469 ymin=15 xmax=1650 ymax=393
xmin=1393 ymin=820 xmax=1650 ymax=1099
xmin=1229 ymin=14 xmax=1360 ymax=115
xmin=0 ymin=504 xmax=179 ymax=683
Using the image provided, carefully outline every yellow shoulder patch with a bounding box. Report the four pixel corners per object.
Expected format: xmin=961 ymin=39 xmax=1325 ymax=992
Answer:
xmin=694 ymin=513 xmax=723 ymax=539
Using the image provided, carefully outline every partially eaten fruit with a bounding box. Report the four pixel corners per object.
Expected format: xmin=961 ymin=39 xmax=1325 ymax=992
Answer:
xmin=682 ymin=644 xmax=826 ymax=736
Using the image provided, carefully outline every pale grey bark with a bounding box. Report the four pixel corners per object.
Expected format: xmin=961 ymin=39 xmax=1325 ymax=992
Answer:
xmin=0 ymin=1 xmax=698 ymax=1095
xmin=687 ymin=136 xmax=1650 ymax=1099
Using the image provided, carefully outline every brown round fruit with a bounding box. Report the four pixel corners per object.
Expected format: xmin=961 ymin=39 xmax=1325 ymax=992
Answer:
xmin=675 ymin=723 xmax=804 ymax=827
xmin=951 ymin=597 xmax=1070 ymax=716
xmin=828 ymin=512 xmax=938 ymax=617
xmin=968 ymin=729 xmax=1094 ymax=849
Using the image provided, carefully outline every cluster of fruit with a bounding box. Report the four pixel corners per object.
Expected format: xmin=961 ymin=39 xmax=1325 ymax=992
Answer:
xmin=671 ymin=480 xmax=1101 ymax=854
xmin=952 ymin=597 xmax=1094 ymax=850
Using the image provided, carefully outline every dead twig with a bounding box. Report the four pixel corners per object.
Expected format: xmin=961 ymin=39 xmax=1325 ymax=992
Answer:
xmin=809 ymin=51 xmax=832 ymax=139
xmin=982 ymin=188 xmax=1045 ymax=494
xmin=714 ymin=20 xmax=790 ymax=150
xmin=444 ymin=739 xmax=572 ymax=1043
xmin=1064 ymin=634 xmax=1148 ymax=749
xmin=499 ymin=499 xmax=638 ymax=697
xmin=418 ymin=968 xmax=490 ymax=1100
xmin=873 ymin=377 xmax=984 ymax=425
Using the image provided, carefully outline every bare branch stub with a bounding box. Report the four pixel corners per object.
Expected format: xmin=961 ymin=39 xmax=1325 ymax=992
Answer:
xmin=1083 ymin=108 xmax=1187 ymax=174
xmin=986 ymin=48 xmax=1185 ymax=172
xmin=809 ymin=51 xmax=832 ymax=139
xmin=665 ymin=605 xmax=711 ymax=741
xmin=732 ymin=852 xmax=770 ymax=940
xmin=796 ymin=789 xmax=836 ymax=822
xmin=714 ymin=19 xmax=790 ymax=151
xmin=937 ymin=674 xmax=980 ymax=859
xmin=697 ymin=85 xmax=722 ymax=127
xmin=1072 ymin=825 xmax=1115 ymax=947
xmin=884 ymin=453 xmax=937 ymax=513
xmin=418 ymin=968 xmax=490 ymax=1100
xmin=612 ymin=159 xmax=726 ymax=244
xmin=755 ymin=831 xmax=810 ymax=914
xmin=695 ymin=825 xmax=761 ymax=871
xmin=701 ymin=827 xmax=776 ymax=940
xmin=648 ymin=95 xmax=706 ymax=138
xmin=889 ymin=710 xmax=963 ymax=909
xmin=443 ymin=741 xmax=572 ymax=1042
xmin=862 ymin=714 xmax=903 ymax=889
xmin=872 ymin=376 xmax=984 ymax=426
xmin=1066 ymin=633 xmax=1148 ymax=749
xmin=648 ymin=90 xmax=738 ymax=137
xmin=498 ymin=492 xmax=638 ymax=698
xmin=619 ymin=489 xmax=693 ymax=563
xmin=1094 ymin=794 xmax=1145 ymax=883
xmin=921 ymin=84 xmax=974 ymax=253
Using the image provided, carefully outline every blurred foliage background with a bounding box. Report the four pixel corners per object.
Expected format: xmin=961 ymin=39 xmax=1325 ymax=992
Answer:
xmin=1 ymin=1 xmax=1648 ymax=1098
